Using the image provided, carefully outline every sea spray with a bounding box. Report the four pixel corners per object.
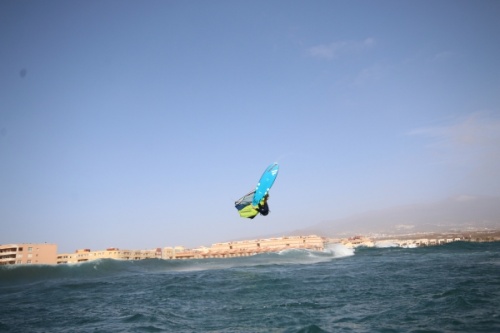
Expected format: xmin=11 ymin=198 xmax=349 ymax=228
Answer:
xmin=375 ymin=240 xmax=400 ymax=248
xmin=375 ymin=240 xmax=418 ymax=248
xmin=323 ymin=243 xmax=355 ymax=258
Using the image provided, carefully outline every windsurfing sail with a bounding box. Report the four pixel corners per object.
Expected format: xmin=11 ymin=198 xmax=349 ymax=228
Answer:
xmin=235 ymin=163 xmax=279 ymax=219
xmin=235 ymin=190 xmax=255 ymax=211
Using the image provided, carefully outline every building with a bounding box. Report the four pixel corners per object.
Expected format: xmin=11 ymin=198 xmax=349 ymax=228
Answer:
xmin=0 ymin=243 xmax=57 ymax=265
xmin=1 ymin=235 xmax=327 ymax=265
xmin=56 ymin=247 xmax=162 ymax=264
xmin=206 ymin=235 xmax=326 ymax=258
xmin=57 ymin=236 xmax=327 ymax=263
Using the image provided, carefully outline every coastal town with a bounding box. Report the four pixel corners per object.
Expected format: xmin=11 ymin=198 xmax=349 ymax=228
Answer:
xmin=1 ymin=229 xmax=499 ymax=266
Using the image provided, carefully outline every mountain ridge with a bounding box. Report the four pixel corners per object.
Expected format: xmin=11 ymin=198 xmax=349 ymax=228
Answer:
xmin=288 ymin=195 xmax=500 ymax=238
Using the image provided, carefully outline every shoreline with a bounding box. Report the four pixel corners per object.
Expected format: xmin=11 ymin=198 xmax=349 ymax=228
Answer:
xmin=332 ymin=229 xmax=500 ymax=248
xmin=3 ymin=230 xmax=499 ymax=266
xmin=58 ymin=230 xmax=500 ymax=264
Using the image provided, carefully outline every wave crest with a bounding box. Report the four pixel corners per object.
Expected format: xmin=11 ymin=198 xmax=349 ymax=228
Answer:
xmin=0 ymin=245 xmax=357 ymax=285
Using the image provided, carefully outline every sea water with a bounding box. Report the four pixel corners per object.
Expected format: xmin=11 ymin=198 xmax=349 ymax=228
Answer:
xmin=1 ymin=242 xmax=499 ymax=332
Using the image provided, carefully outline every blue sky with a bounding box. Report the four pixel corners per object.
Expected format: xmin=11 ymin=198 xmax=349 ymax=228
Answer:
xmin=1 ymin=1 xmax=500 ymax=253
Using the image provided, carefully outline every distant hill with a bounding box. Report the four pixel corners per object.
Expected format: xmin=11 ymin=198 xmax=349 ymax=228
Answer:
xmin=290 ymin=195 xmax=500 ymax=238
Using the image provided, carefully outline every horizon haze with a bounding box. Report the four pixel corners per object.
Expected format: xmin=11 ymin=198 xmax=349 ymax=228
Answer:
xmin=290 ymin=195 xmax=500 ymax=239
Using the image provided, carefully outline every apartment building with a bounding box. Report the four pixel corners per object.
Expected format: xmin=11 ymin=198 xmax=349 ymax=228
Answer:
xmin=0 ymin=243 xmax=57 ymax=265
xmin=2 ymin=235 xmax=326 ymax=265
xmin=210 ymin=235 xmax=325 ymax=254
xmin=57 ymin=247 xmax=163 ymax=264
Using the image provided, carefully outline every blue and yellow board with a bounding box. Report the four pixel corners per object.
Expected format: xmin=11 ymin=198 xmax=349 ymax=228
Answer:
xmin=252 ymin=163 xmax=279 ymax=206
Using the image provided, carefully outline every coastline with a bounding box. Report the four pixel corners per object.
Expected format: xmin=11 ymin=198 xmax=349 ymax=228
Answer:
xmin=333 ymin=229 xmax=500 ymax=249
xmin=56 ymin=235 xmax=326 ymax=263
xmin=57 ymin=230 xmax=500 ymax=264
xmin=3 ymin=230 xmax=499 ymax=266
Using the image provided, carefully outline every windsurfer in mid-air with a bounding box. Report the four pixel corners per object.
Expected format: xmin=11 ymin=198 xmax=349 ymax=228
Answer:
xmin=234 ymin=162 xmax=279 ymax=219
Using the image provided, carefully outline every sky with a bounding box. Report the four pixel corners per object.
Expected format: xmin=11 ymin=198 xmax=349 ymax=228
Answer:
xmin=1 ymin=0 xmax=500 ymax=253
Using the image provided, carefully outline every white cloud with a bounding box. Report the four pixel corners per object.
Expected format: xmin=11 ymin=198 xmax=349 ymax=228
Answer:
xmin=454 ymin=195 xmax=476 ymax=202
xmin=307 ymin=38 xmax=376 ymax=59
xmin=409 ymin=112 xmax=500 ymax=149
xmin=409 ymin=112 xmax=500 ymax=195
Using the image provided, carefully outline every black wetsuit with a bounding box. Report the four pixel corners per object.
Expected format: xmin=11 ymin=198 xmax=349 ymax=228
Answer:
xmin=258 ymin=201 xmax=269 ymax=216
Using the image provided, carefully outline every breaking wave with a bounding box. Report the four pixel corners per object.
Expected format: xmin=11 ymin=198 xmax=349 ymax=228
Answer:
xmin=323 ymin=243 xmax=355 ymax=258
xmin=0 ymin=245 xmax=354 ymax=285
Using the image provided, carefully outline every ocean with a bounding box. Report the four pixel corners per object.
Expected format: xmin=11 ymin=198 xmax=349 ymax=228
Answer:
xmin=1 ymin=241 xmax=499 ymax=333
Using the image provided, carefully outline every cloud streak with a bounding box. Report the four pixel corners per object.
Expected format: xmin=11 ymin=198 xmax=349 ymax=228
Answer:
xmin=409 ymin=112 xmax=500 ymax=150
xmin=409 ymin=112 xmax=500 ymax=195
xmin=307 ymin=38 xmax=376 ymax=59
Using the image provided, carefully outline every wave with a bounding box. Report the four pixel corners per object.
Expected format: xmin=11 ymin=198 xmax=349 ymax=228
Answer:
xmin=374 ymin=240 xmax=400 ymax=248
xmin=5 ymin=242 xmax=490 ymax=286
xmin=323 ymin=243 xmax=355 ymax=258
xmin=0 ymin=245 xmax=356 ymax=285
xmin=19 ymin=241 xmax=490 ymax=288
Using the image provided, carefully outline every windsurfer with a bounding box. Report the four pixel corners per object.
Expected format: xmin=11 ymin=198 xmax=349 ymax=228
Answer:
xmin=257 ymin=194 xmax=269 ymax=216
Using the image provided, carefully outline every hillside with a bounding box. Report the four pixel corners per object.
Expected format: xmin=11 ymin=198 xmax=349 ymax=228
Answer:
xmin=290 ymin=195 xmax=500 ymax=238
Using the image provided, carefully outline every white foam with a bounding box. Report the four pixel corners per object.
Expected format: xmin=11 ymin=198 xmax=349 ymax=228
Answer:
xmin=277 ymin=248 xmax=308 ymax=256
xmin=323 ymin=243 xmax=355 ymax=258
xmin=375 ymin=240 xmax=399 ymax=248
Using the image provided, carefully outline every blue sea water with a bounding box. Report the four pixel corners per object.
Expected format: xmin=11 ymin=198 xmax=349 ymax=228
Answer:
xmin=1 ymin=242 xmax=499 ymax=332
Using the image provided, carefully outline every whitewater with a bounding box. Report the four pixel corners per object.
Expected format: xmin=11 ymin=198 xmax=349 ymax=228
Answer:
xmin=1 ymin=242 xmax=499 ymax=332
